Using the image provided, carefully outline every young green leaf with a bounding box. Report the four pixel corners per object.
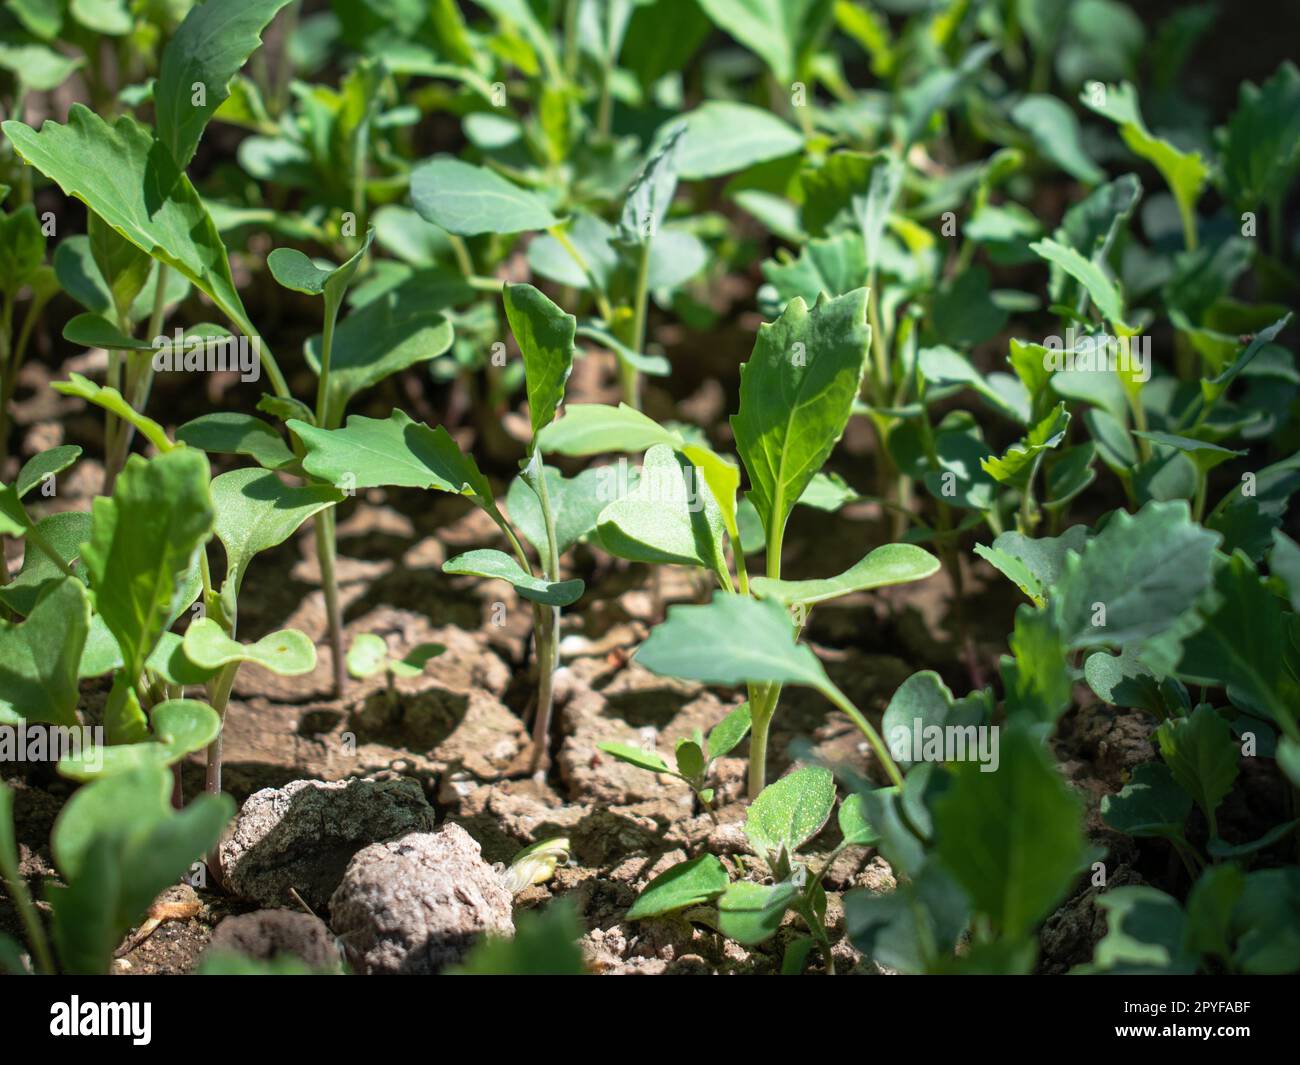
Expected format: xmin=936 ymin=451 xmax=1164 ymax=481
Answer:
xmin=15 ymin=445 xmax=81 ymax=499
xmin=731 ymin=289 xmax=871 ymax=547
xmin=1101 ymin=762 xmax=1193 ymax=839
xmin=751 ymin=543 xmax=940 ymax=608
xmin=597 ymin=742 xmax=671 ymax=776
xmin=504 ymin=283 xmax=575 ymax=438
xmin=182 ymin=618 xmax=315 ymax=676
xmin=1080 ymin=81 xmax=1208 ymax=248
xmin=672 ymin=102 xmax=801 ymax=180
xmin=707 ymin=701 xmax=752 ymax=760
xmin=595 ymin=445 xmax=727 ymax=575
xmin=745 ymin=765 xmax=836 ymax=862
xmin=57 ymin=699 xmax=222 ymax=781
xmin=0 ymin=577 xmax=90 ymax=728
xmin=933 ymin=728 xmax=1089 ymax=938
xmin=717 ymin=879 xmax=799 ymax=945
xmin=290 ymin=411 xmax=498 ymax=515
xmin=537 ymin=402 xmax=683 ymax=455
xmin=443 ymin=549 xmax=584 ymax=607
xmin=155 ymin=0 xmax=295 ymax=169
xmin=410 ymin=156 xmax=558 ymax=236
xmin=53 ymin=373 xmax=175 ymax=456
xmin=1155 ymin=705 xmax=1239 ymax=828
xmin=81 ymin=449 xmax=214 ymax=688
xmin=176 ymin=413 xmax=298 ymax=471
xmin=1054 ymin=501 xmax=1220 ymax=649
xmin=3 ymin=107 xmax=253 ymax=345
xmin=625 ymin=854 xmax=729 ymax=920
xmin=505 ymin=466 xmax=612 ymax=557
xmin=636 ymin=593 xmax=830 ymax=693
xmin=210 ymin=467 xmax=342 ymax=598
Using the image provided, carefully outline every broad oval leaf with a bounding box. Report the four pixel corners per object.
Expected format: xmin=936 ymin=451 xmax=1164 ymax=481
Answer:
xmin=746 ymin=765 xmax=836 ymax=860
xmin=57 ymin=699 xmax=221 ymax=781
xmin=182 ymin=618 xmax=316 ymax=676
xmin=635 ymin=593 xmax=831 ymax=692
xmin=410 ymin=155 xmax=558 ymax=236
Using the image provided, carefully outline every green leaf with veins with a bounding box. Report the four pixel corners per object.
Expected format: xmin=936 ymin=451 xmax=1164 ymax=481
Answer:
xmin=16 ymin=445 xmax=81 ymax=499
xmin=598 ymin=741 xmax=671 ymax=776
xmin=53 ymin=373 xmax=175 ymax=456
xmin=304 ymin=291 xmax=453 ymax=423
xmin=619 ymin=122 xmax=685 ymax=244
xmin=0 ymin=512 xmax=90 ymax=617
xmin=506 ymin=466 xmax=618 ymax=557
xmin=58 ymin=699 xmax=222 ymax=781
xmin=290 ymin=411 xmax=499 ymax=516
xmin=637 ymin=593 xmax=834 ymax=696
xmin=746 ymin=765 xmax=836 ymax=862
xmin=155 ymin=0 xmax=296 ymax=169
xmin=410 ymin=155 xmax=558 ymax=236
xmin=695 ymin=0 xmax=833 ymax=84
xmin=1155 ymin=706 xmax=1238 ymax=827
xmin=718 ymin=880 xmax=800 ymax=945
xmin=1170 ymin=550 xmax=1293 ymax=724
xmin=595 ymin=444 xmax=727 ymax=575
xmin=1054 ymin=501 xmax=1220 ymax=649
xmin=982 ymin=403 xmax=1070 ymax=487
xmin=182 ymin=618 xmax=316 ymax=676
xmin=443 ymin=549 xmax=583 ymax=607
xmin=81 ymin=450 xmax=214 ymax=701
xmin=504 ymin=283 xmax=575 ymax=438
xmin=626 ymin=854 xmax=730 ymax=920
xmin=751 ymin=543 xmax=940 ymax=608
xmin=1101 ymin=762 xmax=1193 ymax=839
xmin=708 ymin=702 xmax=752 ymax=760
xmin=176 ymin=413 xmax=297 ymax=471
xmin=934 ymin=727 xmax=1090 ymax=938
xmin=210 ymin=468 xmax=342 ymax=598
xmin=1080 ymin=81 xmax=1208 ymax=246
xmin=0 ymin=577 xmax=90 ymax=727
xmin=672 ymin=102 xmax=801 ymax=180
xmin=731 ymin=289 xmax=871 ymax=548
xmin=2 ymin=106 xmax=250 ymax=332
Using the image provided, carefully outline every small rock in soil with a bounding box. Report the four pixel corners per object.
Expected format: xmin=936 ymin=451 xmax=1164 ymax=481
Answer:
xmin=204 ymin=910 xmax=341 ymax=972
xmin=328 ymin=824 xmax=513 ymax=974
xmin=219 ymin=777 xmax=437 ymax=910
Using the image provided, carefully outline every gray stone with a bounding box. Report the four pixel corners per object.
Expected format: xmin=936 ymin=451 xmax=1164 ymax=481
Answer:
xmin=328 ymin=823 xmax=513 ymax=974
xmin=204 ymin=910 xmax=341 ymax=972
xmin=219 ymin=777 xmax=437 ymax=909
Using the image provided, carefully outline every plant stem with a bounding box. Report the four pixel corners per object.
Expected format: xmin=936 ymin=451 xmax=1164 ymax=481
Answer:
xmin=621 ymin=239 xmax=653 ymax=410
xmin=314 ymin=296 xmax=346 ymax=696
xmin=0 ymin=799 xmax=54 ymax=974
xmin=823 ymin=683 xmax=905 ymax=788
xmin=747 ymin=686 xmax=774 ymax=800
xmin=528 ymin=457 xmax=563 ymax=775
